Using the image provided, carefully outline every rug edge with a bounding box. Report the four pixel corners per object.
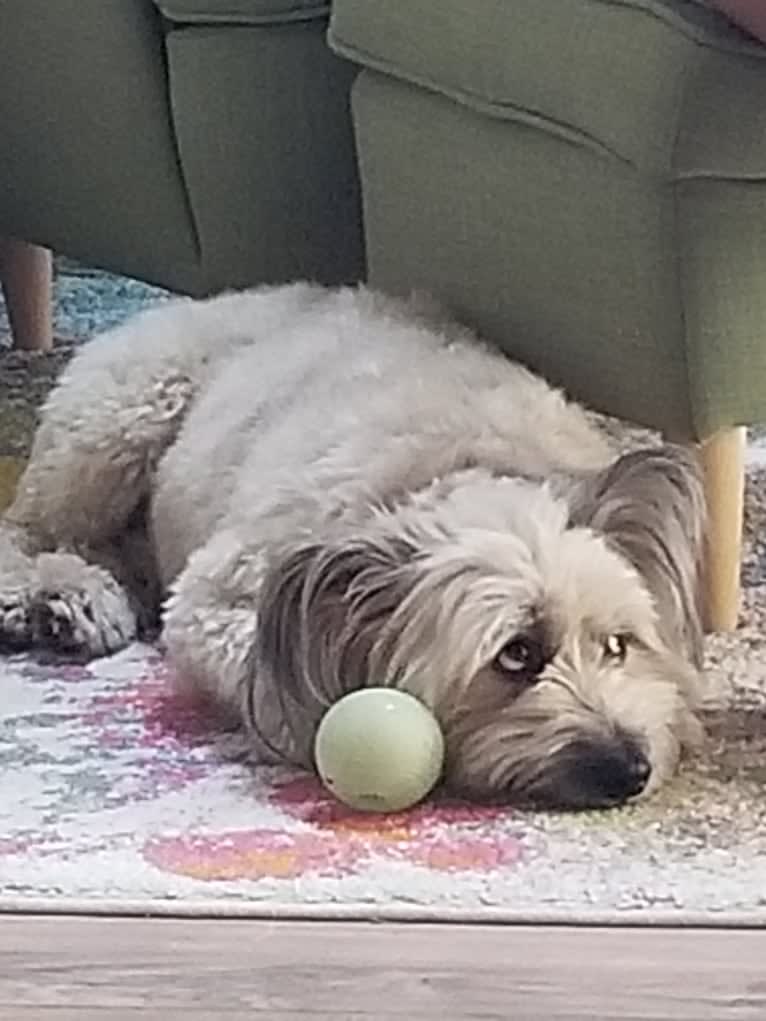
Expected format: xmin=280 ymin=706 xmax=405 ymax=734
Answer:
xmin=1 ymin=897 xmax=765 ymax=929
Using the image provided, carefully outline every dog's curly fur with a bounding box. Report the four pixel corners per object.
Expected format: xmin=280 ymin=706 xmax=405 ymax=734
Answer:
xmin=0 ymin=284 xmax=707 ymax=809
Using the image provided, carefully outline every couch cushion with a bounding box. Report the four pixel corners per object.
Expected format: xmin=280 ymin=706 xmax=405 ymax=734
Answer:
xmin=329 ymin=0 xmax=766 ymax=177
xmin=155 ymin=0 xmax=328 ymax=26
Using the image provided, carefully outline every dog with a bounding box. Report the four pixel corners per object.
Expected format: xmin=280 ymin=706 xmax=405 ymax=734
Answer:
xmin=0 ymin=283 xmax=707 ymax=809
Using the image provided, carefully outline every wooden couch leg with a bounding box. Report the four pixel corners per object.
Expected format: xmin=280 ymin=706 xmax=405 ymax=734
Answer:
xmin=700 ymin=426 xmax=746 ymax=632
xmin=0 ymin=237 xmax=53 ymax=352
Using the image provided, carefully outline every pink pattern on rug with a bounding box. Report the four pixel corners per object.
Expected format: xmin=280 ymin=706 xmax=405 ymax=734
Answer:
xmin=144 ymin=775 xmax=524 ymax=881
xmin=76 ymin=655 xmax=220 ymax=804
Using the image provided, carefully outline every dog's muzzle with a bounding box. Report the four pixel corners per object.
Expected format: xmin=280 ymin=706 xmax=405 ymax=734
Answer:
xmin=526 ymin=733 xmax=651 ymax=810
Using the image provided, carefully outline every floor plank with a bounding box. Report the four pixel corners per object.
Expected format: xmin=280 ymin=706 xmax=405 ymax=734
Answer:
xmin=0 ymin=916 xmax=764 ymax=1019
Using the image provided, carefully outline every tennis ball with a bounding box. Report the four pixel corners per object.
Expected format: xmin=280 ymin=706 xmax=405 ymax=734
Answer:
xmin=314 ymin=688 xmax=445 ymax=813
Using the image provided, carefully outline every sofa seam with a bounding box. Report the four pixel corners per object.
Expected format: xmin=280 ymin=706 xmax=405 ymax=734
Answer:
xmin=329 ymin=34 xmax=636 ymax=171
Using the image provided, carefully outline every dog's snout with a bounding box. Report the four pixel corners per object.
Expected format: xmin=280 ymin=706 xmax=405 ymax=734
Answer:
xmin=528 ymin=736 xmax=652 ymax=810
xmin=571 ymin=738 xmax=651 ymax=806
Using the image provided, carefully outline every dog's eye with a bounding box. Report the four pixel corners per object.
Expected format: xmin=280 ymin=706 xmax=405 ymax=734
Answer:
xmin=603 ymin=633 xmax=628 ymax=663
xmin=495 ymin=637 xmax=544 ymax=678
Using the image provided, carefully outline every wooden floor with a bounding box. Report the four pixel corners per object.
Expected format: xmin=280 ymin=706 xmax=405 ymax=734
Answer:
xmin=1 ymin=916 xmax=765 ymax=1019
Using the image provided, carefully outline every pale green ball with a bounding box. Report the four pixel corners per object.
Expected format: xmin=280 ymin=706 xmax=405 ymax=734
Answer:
xmin=314 ymin=688 xmax=445 ymax=813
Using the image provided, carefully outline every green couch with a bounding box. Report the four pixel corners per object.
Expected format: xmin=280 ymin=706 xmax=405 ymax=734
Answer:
xmin=3 ymin=0 xmax=763 ymax=631
xmin=0 ymin=0 xmax=365 ymax=295
xmin=329 ymin=0 xmax=766 ymax=630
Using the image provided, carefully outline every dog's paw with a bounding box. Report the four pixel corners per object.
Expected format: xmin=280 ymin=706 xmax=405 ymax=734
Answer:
xmin=0 ymin=588 xmax=34 ymax=649
xmin=0 ymin=536 xmax=36 ymax=649
xmin=30 ymin=553 xmax=137 ymax=657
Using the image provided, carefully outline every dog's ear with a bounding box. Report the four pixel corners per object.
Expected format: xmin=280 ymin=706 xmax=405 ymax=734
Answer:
xmin=256 ymin=532 xmax=421 ymax=718
xmin=567 ymin=444 xmax=706 ymax=667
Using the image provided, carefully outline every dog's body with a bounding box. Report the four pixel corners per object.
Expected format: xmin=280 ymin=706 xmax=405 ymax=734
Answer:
xmin=0 ymin=284 xmax=706 ymax=808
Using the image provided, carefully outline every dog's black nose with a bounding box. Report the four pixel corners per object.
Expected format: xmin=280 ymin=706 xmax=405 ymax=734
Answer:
xmin=530 ymin=736 xmax=652 ymax=810
xmin=624 ymin=748 xmax=651 ymax=797
xmin=572 ymin=739 xmax=651 ymax=806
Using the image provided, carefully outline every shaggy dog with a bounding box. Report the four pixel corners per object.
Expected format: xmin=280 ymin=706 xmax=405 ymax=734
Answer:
xmin=0 ymin=284 xmax=706 ymax=809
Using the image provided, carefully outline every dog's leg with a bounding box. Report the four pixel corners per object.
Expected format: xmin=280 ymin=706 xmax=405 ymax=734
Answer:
xmin=0 ymin=519 xmax=138 ymax=655
xmin=6 ymin=374 xmax=193 ymax=552
xmin=162 ymin=529 xmax=264 ymax=715
xmin=0 ymin=528 xmax=38 ymax=648
xmin=162 ymin=530 xmax=309 ymax=764
xmin=1 ymin=284 xmax=330 ymax=656
xmin=0 ymin=348 xmax=194 ymax=656
xmin=12 ymin=504 xmax=163 ymax=656
xmin=0 ymin=501 xmax=162 ymax=659
xmin=163 ymin=527 xmax=310 ymax=762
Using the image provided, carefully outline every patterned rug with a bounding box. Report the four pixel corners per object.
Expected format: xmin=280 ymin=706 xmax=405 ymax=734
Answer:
xmin=1 ymin=266 xmax=766 ymax=925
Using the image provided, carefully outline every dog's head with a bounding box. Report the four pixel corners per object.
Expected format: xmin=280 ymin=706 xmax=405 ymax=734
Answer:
xmin=254 ymin=446 xmax=706 ymax=810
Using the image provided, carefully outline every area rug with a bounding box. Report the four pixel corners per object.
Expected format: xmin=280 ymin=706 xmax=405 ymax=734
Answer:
xmin=1 ymin=267 xmax=766 ymax=926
